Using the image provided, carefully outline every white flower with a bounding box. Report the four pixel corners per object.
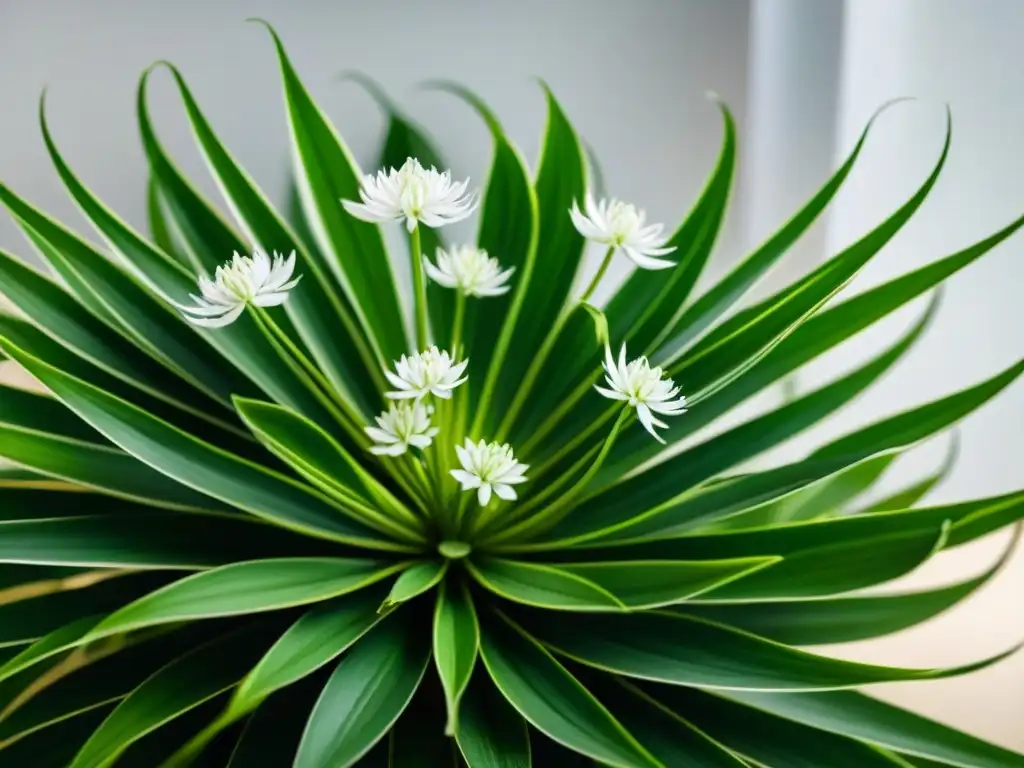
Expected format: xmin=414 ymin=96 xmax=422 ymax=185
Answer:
xmin=342 ymin=157 xmax=478 ymax=232
xmin=365 ymin=401 xmax=438 ymax=456
xmin=176 ymin=250 xmax=300 ymax=328
xmin=595 ymin=343 xmax=687 ymax=443
xmin=423 ymin=246 xmax=514 ymax=298
xmin=451 ymin=439 xmax=529 ymax=506
xmin=385 ymin=346 xmax=469 ymax=401
xmin=569 ymin=192 xmax=676 ymax=270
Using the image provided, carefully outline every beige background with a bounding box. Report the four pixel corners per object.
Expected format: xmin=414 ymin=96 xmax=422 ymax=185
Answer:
xmin=0 ymin=0 xmax=1021 ymax=750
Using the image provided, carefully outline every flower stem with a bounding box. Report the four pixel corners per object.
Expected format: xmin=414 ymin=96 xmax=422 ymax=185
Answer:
xmin=493 ymin=246 xmax=616 ymax=444
xmin=410 ymin=225 xmax=430 ymax=349
xmin=481 ymin=407 xmax=632 ymax=545
xmin=251 ymin=308 xmax=366 ymax=446
xmin=450 ymin=292 xmax=466 ymax=358
xmin=578 ymin=245 xmax=616 ymax=305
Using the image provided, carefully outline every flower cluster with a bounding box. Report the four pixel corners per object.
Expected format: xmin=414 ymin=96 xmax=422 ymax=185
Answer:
xmin=179 ymin=157 xmax=687 ymax=510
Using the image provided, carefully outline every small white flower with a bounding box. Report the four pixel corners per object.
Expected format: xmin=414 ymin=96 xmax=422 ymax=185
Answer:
xmin=451 ymin=438 xmax=529 ymax=507
xmin=423 ymin=246 xmax=515 ymax=298
xmin=342 ymin=157 xmax=478 ymax=232
xmin=385 ymin=346 xmax=469 ymax=401
xmin=365 ymin=401 xmax=439 ymax=456
xmin=595 ymin=343 xmax=687 ymax=443
xmin=570 ymin=192 xmax=676 ymax=270
xmin=176 ymin=250 xmax=300 ymax=328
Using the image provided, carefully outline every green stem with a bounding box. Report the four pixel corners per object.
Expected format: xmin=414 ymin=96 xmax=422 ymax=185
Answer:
xmin=494 ymin=246 xmax=617 ymax=444
xmin=410 ymin=225 xmax=430 ymax=349
xmin=519 ymin=368 xmax=606 ymax=457
xmin=481 ymin=407 xmax=632 ymax=545
xmin=251 ymin=308 xmax=365 ymax=446
xmin=578 ymin=245 xmax=616 ymax=305
xmin=450 ymin=292 xmax=466 ymax=358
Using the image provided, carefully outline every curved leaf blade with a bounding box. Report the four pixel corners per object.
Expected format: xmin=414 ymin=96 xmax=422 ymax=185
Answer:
xmin=90 ymin=558 xmax=399 ymax=639
xmin=295 ymin=608 xmax=430 ymax=768
xmin=0 ymin=339 xmax=397 ymax=548
xmin=719 ymin=688 xmax=1024 ymax=768
xmin=455 ymin=667 xmax=531 ymax=768
xmin=68 ymin=627 xmax=272 ymax=768
xmin=478 ymin=612 xmax=659 ymax=768
xmin=434 ymin=579 xmax=480 ymax=734
xmin=528 ymin=610 xmax=1018 ymax=691
xmin=229 ymin=586 xmax=387 ymax=717
xmin=681 ymin=527 xmax=1019 ymax=644
xmin=258 ymin=24 xmax=406 ymax=363
xmin=469 ymin=558 xmax=625 ymax=612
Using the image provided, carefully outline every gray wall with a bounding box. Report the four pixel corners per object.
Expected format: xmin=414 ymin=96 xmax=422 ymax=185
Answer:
xmin=0 ymin=0 xmax=750 ymax=301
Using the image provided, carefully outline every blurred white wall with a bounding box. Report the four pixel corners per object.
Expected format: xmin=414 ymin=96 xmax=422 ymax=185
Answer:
xmin=0 ymin=0 xmax=1021 ymax=750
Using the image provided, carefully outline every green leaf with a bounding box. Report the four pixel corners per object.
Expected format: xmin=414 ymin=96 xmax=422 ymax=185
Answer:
xmin=527 ymin=610 xmax=1017 ymax=690
xmin=232 ymin=397 xmax=421 ymax=540
xmin=455 ymin=667 xmax=531 ymax=768
xmin=654 ymin=99 xmax=913 ymax=365
xmin=382 ymin=561 xmax=447 ymax=611
xmin=149 ymin=63 xmax=383 ymax=418
xmin=90 ymin=558 xmax=400 ymax=639
xmin=0 ymin=247 xmax=221 ymax=422
xmin=709 ymin=450 xmax=898 ymax=530
xmin=0 ymin=423 xmax=218 ymax=511
xmin=549 ymin=557 xmax=779 ymax=609
xmin=295 ymin=608 xmax=430 ymax=768
xmin=533 ymin=298 xmax=937 ymax=546
xmin=0 ymin=571 xmax=170 ymax=646
xmin=0 ymin=314 xmax=256 ymax=452
xmin=681 ymin=527 xmax=1020 ymax=644
xmin=0 ymin=512 xmax=327 ymax=569
xmin=613 ymin=98 xmax=737 ymax=355
xmin=0 ymin=706 xmax=113 ymax=768
xmin=584 ymin=676 xmax=749 ymax=768
xmin=341 ymin=73 xmax=449 ymax=353
xmin=509 ymin=99 xmax=733 ymax=449
xmin=855 ymin=433 xmax=957 ymax=514
xmin=605 ymin=202 xmax=1023 ymax=483
xmin=542 ymin=491 xmax=1024 ymax=565
xmin=0 ymin=625 xmax=207 ymax=746
xmin=688 ymin=524 xmax=948 ymax=601
xmin=0 ymin=382 xmax=105 ymax=444
xmin=497 ymin=84 xmax=587 ymax=425
xmin=431 ymin=84 xmax=539 ymax=436
xmin=664 ymin=105 xmax=949 ymax=406
xmin=0 ymin=617 xmax=106 ymax=685
xmin=257 ymin=23 xmax=407 ymax=364
xmin=68 ymin=626 xmax=272 ymax=768
xmin=0 ymin=175 xmax=255 ymax=410
xmin=815 ymin=358 xmax=1024 ymax=464
xmin=434 ymin=579 xmax=480 ymax=735
xmin=145 ymin=177 xmax=188 ymax=268
xmin=718 ymin=688 xmax=1024 ymax=768
xmin=138 ymin=75 xmax=368 ymax=425
xmin=0 ymin=338 xmax=400 ymax=548
xmin=469 ymin=558 xmax=626 ymax=611
xmin=478 ymin=612 xmax=658 ymax=767
xmin=230 ymin=586 xmax=387 ymax=717
xmin=643 ymin=684 xmax=916 ymax=768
